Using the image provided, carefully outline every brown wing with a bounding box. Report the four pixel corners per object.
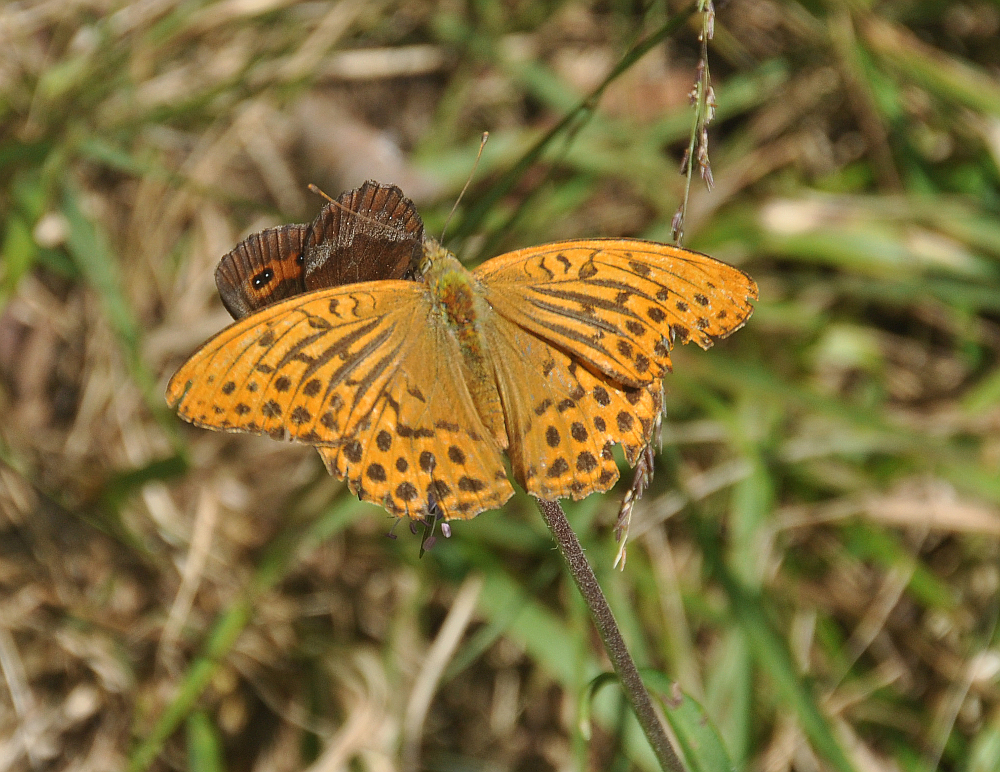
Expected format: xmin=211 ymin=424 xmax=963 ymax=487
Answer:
xmin=304 ymin=180 xmax=424 ymax=290
xmin=215 ymin=224 xmax=308 ymax=319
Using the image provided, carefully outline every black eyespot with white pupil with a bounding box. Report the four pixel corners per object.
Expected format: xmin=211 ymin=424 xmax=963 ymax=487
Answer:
xmin=252 ymin=268 xmax=274 ymax=289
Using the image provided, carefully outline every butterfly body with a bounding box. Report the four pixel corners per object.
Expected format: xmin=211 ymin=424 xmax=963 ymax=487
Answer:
xmin=421 ymin=243 xmax=509 ymax=448
xmin=169 ymin=183 xmax=758 ymax=521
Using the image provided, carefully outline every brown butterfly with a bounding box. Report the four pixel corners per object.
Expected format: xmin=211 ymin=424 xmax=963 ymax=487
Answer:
xmin=214 ymin=181 xmax=423 ymax=318
xmin=168 ymin=182 xmax=758 ymax=521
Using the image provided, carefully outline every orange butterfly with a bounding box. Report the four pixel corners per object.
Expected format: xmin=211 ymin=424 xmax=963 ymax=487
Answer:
xmin=167 ymin=182 xmax=758 ymax=520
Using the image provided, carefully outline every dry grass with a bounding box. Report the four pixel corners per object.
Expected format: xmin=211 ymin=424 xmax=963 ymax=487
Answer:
xmin=2 ymin=1 xmax=1000 ymax=771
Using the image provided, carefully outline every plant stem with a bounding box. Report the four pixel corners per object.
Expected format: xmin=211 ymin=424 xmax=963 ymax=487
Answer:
xmin=537 ymin=499 xmax=685 ymax=772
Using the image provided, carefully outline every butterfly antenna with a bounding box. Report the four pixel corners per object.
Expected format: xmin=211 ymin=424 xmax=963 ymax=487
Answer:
xmin=307 ymin=183 xmax=336 ymax=204
xmin=307 ymin=183 xmax=391 ymax=232
xmin=440 ymin=131 xmax=489 ymax=244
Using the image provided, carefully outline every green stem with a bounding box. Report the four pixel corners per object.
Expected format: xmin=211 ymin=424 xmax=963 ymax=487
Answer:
xmin=537 ymin=499 xmax=685 ymax=772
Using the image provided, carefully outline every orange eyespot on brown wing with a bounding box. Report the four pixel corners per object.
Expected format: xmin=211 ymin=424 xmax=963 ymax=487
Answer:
xmin=214 ymin=181 xmax=424 ymax=321
xmin=216 ymin=224 xmax=309 ymax=319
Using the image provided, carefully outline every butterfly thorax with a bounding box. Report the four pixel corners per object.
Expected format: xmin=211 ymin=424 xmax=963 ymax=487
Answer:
xmin=421 ymin=238 xmax=509 ymax=448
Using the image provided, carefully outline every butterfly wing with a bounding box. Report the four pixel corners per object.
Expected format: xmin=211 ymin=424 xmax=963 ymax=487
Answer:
xmin=304 ymin=181 xmax=424 ymax=290
xmin=476 ymin=238 xmax=755 ymax=501
xmin=475 ymin=239 xmax=758 ymax=388
xmin=215 ymin=224 xmax=308 ymax=319
xmin=316 ymin=311 xmax=513 ymax=519
xmin=481 ymin=313 xmax=662 ymax=500
xmin=166 ymin=282 xmax=511 ymax=520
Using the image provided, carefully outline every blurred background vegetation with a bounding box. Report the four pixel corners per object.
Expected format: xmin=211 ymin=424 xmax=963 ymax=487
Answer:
xmin=2 ymin=1 xmax=1000 ymax=770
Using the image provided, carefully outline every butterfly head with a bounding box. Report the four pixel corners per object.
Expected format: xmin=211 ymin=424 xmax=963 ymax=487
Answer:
xmin=418 ymin=237 xmax=460 ymax=276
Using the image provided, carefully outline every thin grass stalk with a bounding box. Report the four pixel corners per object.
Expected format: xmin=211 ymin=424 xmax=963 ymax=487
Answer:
xmin=673 ymin=0 xmax=715 ymax=243
xmin=537 ymin=499 xmax=685 ymax=772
